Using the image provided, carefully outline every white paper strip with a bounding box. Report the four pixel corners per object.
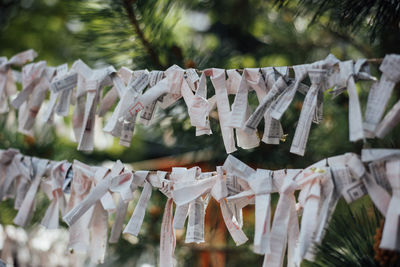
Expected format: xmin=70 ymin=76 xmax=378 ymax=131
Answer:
xmin=123 ymin=181 xmax=153 ymax=236
xmin=160 ymin=198 xmax=176 ymax=267
xmin=380 ymin=159 xmax=400 ymax=250
xmin=210 ymin=68 xmax=237 ymax=153
xmin=290 ymin=69 xmax=326 ymax=156
xmin=364 ymin=54 xmax=400 ymax=133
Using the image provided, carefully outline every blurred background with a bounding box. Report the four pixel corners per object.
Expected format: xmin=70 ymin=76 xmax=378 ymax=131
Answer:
xmin=0 ymin=0 xmax=399 ymax=266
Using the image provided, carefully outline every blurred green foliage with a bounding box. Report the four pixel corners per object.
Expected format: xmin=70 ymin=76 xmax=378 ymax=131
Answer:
xmin=0 ymin=0 xmax=399 ymax=266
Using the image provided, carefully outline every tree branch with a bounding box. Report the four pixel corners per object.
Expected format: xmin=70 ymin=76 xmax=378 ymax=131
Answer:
xmin=122 ymin=0 xmax=164 ymax=69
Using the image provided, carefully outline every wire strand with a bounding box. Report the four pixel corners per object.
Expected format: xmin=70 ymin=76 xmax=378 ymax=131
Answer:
xmin=192 ymin=57 xmax=384 ymax=74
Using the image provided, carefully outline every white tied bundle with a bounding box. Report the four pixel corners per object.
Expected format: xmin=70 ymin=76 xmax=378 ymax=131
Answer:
xmin=71 ymin=60 xmax=116 ymax=151
xmin=43 ymin=63 xmax=77 ymax=123
xmin=361 ymin=149 xmax=400 ymax=251
xmin=12 ymin=61 xmax=56 ymax=136
xmin=0 ymin=49 xmax=37 ymax=113
xmin=364 ymin=55 xmax=400 ymax=135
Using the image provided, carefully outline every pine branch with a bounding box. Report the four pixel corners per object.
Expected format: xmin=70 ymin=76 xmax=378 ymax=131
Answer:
xmin=275 ymin=0 xmax=400 ymax=41
xmin=122 ymin=0 xmax=164 ymax=69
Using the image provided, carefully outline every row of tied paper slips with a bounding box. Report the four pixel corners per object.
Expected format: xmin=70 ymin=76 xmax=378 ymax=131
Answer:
xmin=1 ymin=50 xmax=400 ymax=155
xmin=0 ymin=148 xmax=399 ymax=267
